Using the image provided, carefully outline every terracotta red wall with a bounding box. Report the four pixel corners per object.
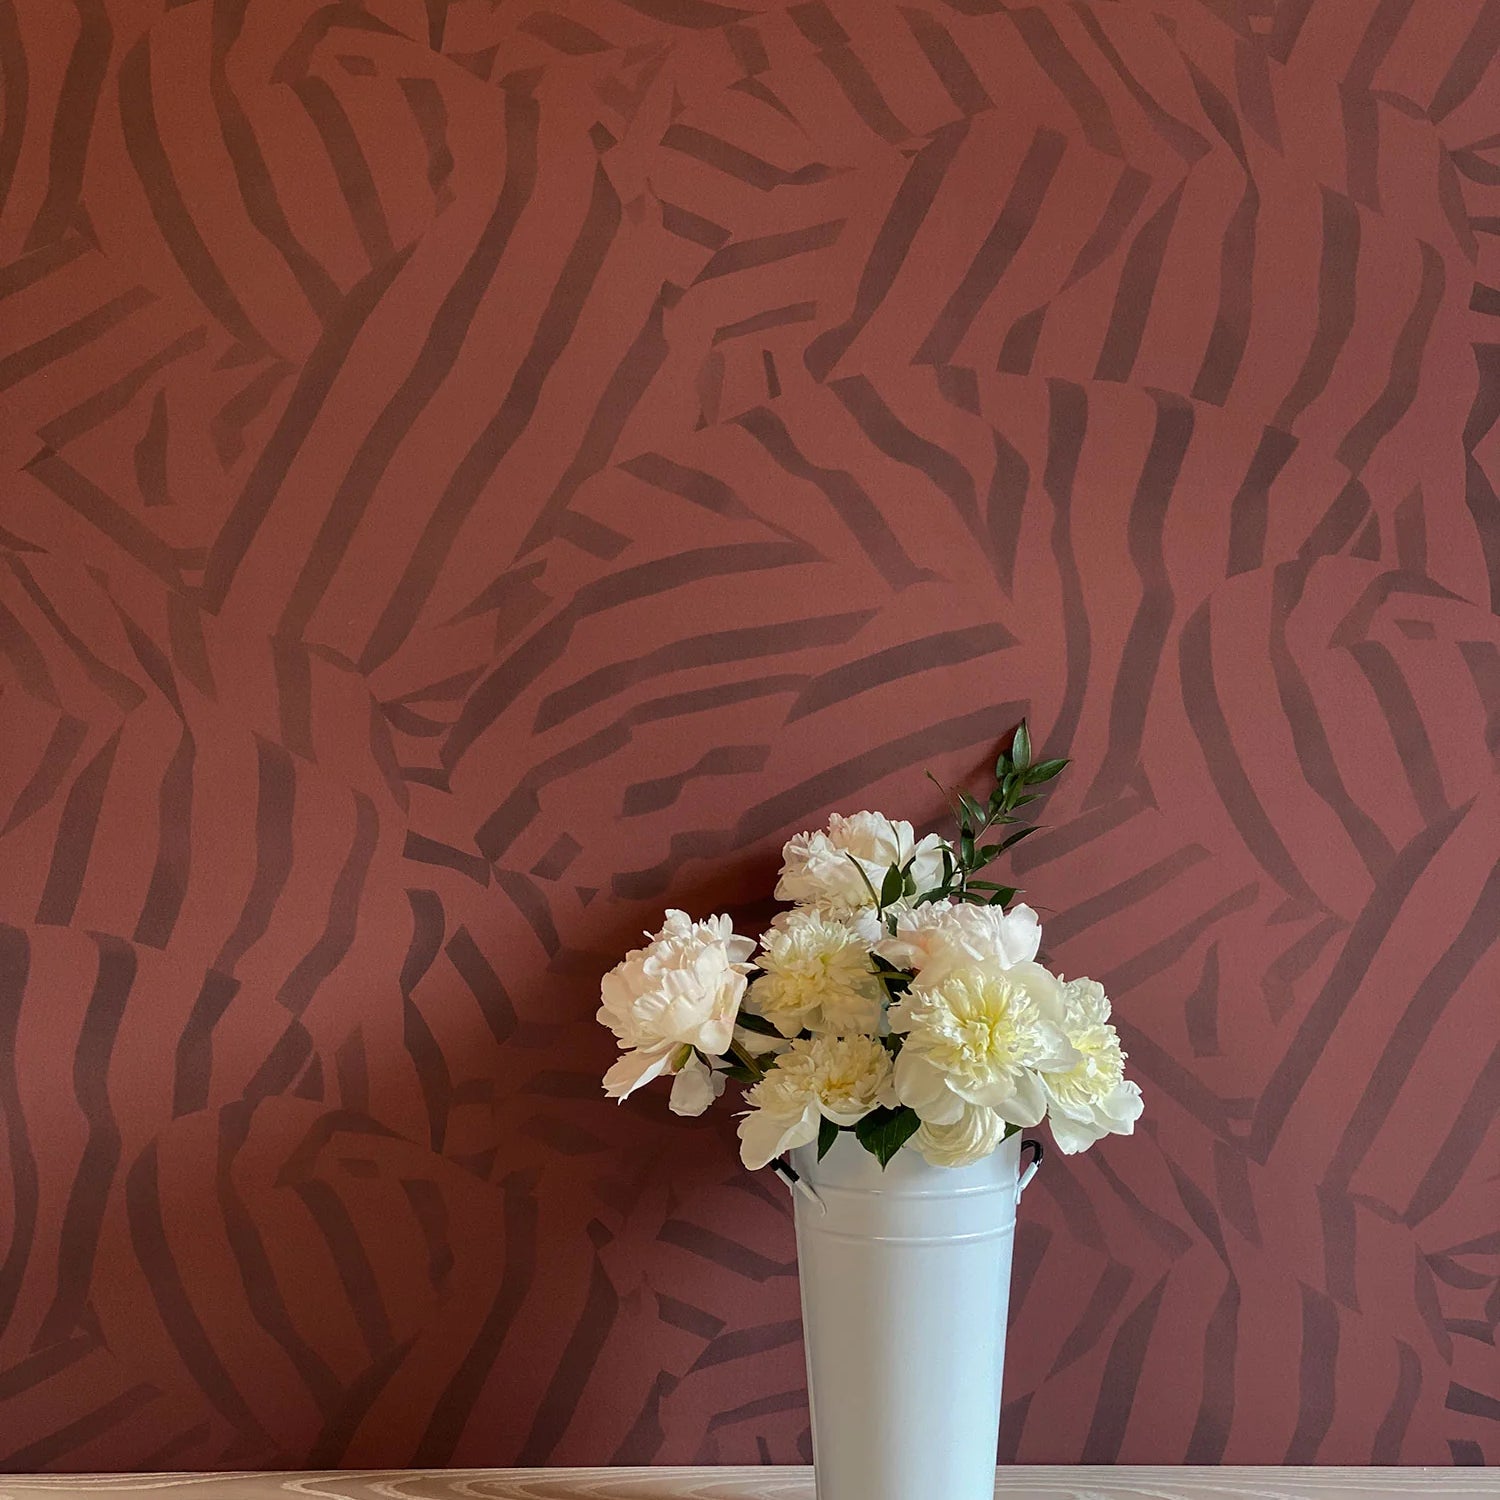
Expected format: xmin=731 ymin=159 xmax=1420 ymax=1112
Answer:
xmin=2 ymin=0 xmax=1498 ymax=1471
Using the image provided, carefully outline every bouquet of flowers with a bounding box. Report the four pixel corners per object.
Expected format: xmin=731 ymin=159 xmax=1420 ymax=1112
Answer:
xmin=597 ymin=726 xmax=1142 ymax=1172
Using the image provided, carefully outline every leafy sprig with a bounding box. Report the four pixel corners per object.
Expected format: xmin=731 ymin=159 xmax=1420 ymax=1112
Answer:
xmin=917 ymin=719 xmax=1068 ymax=907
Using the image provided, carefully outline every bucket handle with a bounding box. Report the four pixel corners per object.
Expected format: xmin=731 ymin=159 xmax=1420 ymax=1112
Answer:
xmin=771 ymin=1158 xmax=826 ymax=1214
xmin=1017 ymin=1137 xmax=1044 ymax=1197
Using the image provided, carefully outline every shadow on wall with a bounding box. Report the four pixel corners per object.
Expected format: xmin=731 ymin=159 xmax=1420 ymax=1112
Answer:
xmin=1 ymin=0 xmax=1499 ymax=1473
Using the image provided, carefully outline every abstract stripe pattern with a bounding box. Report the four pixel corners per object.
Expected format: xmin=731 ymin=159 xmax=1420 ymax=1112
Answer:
xmin=1 ymin=0 xmax=1498 ymax=1471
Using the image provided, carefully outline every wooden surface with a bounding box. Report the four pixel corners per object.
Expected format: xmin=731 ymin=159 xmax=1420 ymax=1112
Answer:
xmin=1 ymin=1470 xmax=1496 ymax=1500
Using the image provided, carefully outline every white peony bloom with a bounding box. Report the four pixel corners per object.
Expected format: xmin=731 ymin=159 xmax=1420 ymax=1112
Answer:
xmin=668 ymin=1054 xmax=725 ymax=1117
xmin=914 ymin=1102 xmax=1009 ymax=1168
xmin=747 ymin=908 xmax=885 ymax=1037
xmin=775 ymin=812 xmax=950 ymax=915
xmin=1041 ymin=978 xmax=1144 ymax=1154
xmin=890 ymin=960 xmax=1076 ymax=1128
xmin=877 ymin=901 xmax=1042 ymax=983
xmin=599 ymin=910 xmax=756 ymax=1103
xmin=737 ymin=1034 xmax=896 ymax=1170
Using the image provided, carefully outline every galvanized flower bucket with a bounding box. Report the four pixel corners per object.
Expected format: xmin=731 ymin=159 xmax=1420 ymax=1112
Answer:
xmin=782 ymin=1130 xmax=1041 ymax=1500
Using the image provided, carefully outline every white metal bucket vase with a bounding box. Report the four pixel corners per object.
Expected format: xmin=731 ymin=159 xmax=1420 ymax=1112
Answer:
xmin=783 ymin=1130 xmax=1041 ymax=1500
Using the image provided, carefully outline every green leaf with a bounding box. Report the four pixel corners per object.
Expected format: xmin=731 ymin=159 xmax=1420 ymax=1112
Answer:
xmin=1024 ymin=758 xmax=1068 ymax=784
xmin=853 ymin=1106 xmax=923 ymax=1168
xmin=1012 ymin=721 xmax=1031 ymax=771
xmin=1000 ymin=825 xmax=1039 ymax=851
xmin=817 ymin=1117 xmax=840 ymax=1160
xmin=735 ymin=1011 xmax=781 ymax=1037
xmin=721 ymin=1063 xmax=760 ymax=1083
xmin=957 ymin=791 xmax=986 ymax=831
xmin=986 ymin=887 xmax=1018 ymax=905
xmin=879 ymin=863 xmax=905 ymax=909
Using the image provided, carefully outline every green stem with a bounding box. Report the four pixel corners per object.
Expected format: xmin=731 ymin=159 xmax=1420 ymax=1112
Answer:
xmin=846 ymin=852 xmax=884 ymax=910
xmin=730 ymin=1038 xmax=769 ymax=1080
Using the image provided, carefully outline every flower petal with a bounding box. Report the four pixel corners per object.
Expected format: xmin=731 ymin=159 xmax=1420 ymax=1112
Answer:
xmin=738 ymin=1102 xmax=819 ymax=1171
xmin=603 ymin=1045 xmax=675 ymax=1101
xmin=1047 ymin=1109 xmax=1104 ymax=1154
xmin=895 ymin=1051 xmax=965 ymax=1124
xmin=992 ymin=1069 xmax=1048 ymax=1128
xmin=669 ymin=1056 xmax=724 ymax=1117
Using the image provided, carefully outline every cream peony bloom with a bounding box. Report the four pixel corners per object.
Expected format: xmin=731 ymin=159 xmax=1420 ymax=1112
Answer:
xmin=914 ymin=1102 xmax=1009 ymax=1168
xmin=775 ymin=812 xmax=950 ymax=915
xmin=599 ymin=910 xmax=756 ymax=1103
xmin=878 ymin=901 xmax=1042 ymax=982
xmin=1041 ymin=978 xmax=1144 ymax=1154
xmin=747 ymin=908 xmax=885 ymax=1037
xmin=891 ymin=960 xmax=1076 ymax=1128
xmin=737 ymin=1034 xmax=896 ymax=1170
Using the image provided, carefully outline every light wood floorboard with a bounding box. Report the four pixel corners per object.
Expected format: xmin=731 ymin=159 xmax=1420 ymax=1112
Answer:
xmin=2 ymin=1470 xmax=1496 ymax=1500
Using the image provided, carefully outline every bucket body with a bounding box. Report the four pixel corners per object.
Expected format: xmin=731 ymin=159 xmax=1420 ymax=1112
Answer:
xmin=788 ymin=1130 xmax=1023 ymax=1500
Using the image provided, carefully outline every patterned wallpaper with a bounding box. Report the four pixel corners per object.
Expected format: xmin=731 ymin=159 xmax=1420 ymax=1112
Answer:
xmin=1 ymin=0 xmax=1498 ymax=1471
